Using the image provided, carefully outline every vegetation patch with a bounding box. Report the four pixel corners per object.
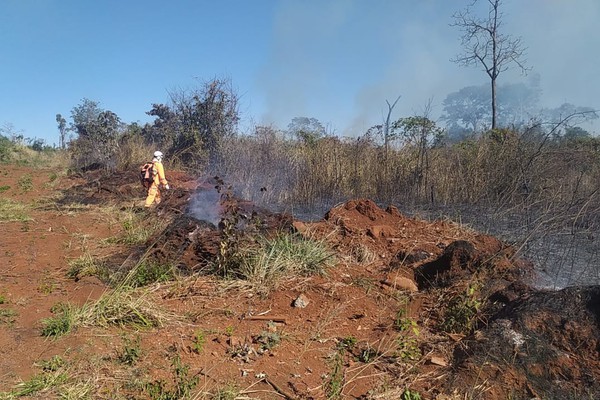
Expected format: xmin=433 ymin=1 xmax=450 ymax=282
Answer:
xmin=17 ymin=174 xmax=33 ymax=192
xmin=191 ymin=329 xmax=206 ymax=354
xmin=40 ymin=303 xmax=76 ymax=338
xmin=0 ymin=308 xmax=18 ymax=326
xmin=210 ymin=384 xmax=240 ymax=400
xmin=325 ymin=346 xmax=345 ymax=399
xmin=0 ymin=357 xmax=69 ymax=398
xmin=41 ymin=284 xmax=167 ymax=338
xmin=440 ymin=285 xmax=482 ymax=334
xmin=0 ymin=199 xmax=31 ymax=222
xmin=219 ymin=232 xmax=336 ymax=294
xmin=102 ymin=207 xmax=166 ymax=246
xmin=66 ymin=252 xmax=110 ymax=282
xmin=142 ymin=355 xmax=198 ymax=400
xmin=128 ymin=261 xmax=176 ymax=287
xmin=117 ymin=335 xmax=142 ymax=365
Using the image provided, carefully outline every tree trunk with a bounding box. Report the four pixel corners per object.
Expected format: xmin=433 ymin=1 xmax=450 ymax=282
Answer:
xmin=491 ymin=77 xmax=497 ymax=130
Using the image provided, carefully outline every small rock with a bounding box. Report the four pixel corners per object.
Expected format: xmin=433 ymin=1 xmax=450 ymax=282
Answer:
xmin=228 ymin=336 xmax=243 ymax=347
xmin=367 ymin=224 xmax=396 ymax=238
xmin=384 ymin=276 xmax=418 ymax=292
xmin=429 ymin=356 xmax=448 ymax=367
xmin=293 ymin=293 xmax=310 ymax=308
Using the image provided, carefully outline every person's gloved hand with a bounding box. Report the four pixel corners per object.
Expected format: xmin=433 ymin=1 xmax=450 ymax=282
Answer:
xmin=164 ymin=184 xmax=170 ymax=190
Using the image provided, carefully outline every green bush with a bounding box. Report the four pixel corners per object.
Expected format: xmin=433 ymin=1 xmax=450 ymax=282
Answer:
xmin=440 ymin=286 xmax=481 ymax=334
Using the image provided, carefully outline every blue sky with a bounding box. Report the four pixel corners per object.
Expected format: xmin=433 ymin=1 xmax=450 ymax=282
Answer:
xmin=1 ymin=0 xmax=599 ymax=145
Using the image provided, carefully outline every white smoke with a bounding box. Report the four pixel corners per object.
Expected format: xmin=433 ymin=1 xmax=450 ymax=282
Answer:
xmin=188 ymin=185 xmax=222 ymax=226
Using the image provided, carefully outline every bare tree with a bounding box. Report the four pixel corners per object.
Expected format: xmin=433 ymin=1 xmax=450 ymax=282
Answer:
xmin=451 ymin=0 xmax=528 ymax=130
xmin=383 ymin=95 xmax=401 ymax=158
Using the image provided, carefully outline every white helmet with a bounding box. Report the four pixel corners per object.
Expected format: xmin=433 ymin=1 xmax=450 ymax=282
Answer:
xmin=153 ymin=151 xmax=163 ymax=160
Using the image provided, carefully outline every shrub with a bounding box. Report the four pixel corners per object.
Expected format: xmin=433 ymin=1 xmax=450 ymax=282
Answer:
xmin=441 ymin=285 xmax=481 ymax=334
xmin=192 ymin=330 xmax=206 ymax=354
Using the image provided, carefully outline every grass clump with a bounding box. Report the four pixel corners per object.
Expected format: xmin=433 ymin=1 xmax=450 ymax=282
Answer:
xmin=67 ymin=253 xmax=175 ymax=288
xmin=17 ymin=174 xmax=33 ymax=192
xmin=77 ymin=287 xmax=164 ymax=330
xmin=211 ymin=384 xmax=239 ymax=400
xmin=102 ymin=206 xmax=166 ymax=246
xmin=230 ymin=232 xmax=335 ymax=294
xmin=1 ymin=359 xmax=69 ymax=398
xmin=0 ymin=308 xmax=17 ymax=325
xmin=118 ymin=335 xmax=142 ymax=365
xmin=0 ymin=355 xmax=92 ymax=399
xmin=38 ymin=355 xmax=65 ymax=372
xmin=8 ymin=370 xmax=68 ymax=398
xmin=0 ymin=199 xmax=31 ymax=222
xmin=41 ymin=270 xmax=168 ymax=338
xmin=129 ymin=261 xmax=176 ymax=287
xmin=66 ymin=252 xmax=110 ymax=282
xmin=41 ymin=303 xmax=76 ymax=338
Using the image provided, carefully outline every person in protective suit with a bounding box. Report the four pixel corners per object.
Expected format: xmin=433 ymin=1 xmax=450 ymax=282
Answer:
xmin=144 ymin=150 xmax=170 ymax=207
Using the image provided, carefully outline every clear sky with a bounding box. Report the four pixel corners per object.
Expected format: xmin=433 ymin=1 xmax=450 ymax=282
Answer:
xmin=1 ymin=0 xmax=599 ymax=145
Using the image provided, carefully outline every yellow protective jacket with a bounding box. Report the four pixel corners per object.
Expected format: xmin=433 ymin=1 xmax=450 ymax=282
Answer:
xmin=152 ymin=160 xmax=168 ymax=187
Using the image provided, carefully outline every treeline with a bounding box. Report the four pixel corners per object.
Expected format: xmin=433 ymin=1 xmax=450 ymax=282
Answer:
xmin=4 ymin=77 xmax=599 ymax=230
xmin=59 ymin=79 xmax=599 ymax=231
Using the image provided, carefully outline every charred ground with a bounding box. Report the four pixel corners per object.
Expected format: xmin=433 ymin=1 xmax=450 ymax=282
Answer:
xmin=0 ymin=165 xmax=598 ymax=399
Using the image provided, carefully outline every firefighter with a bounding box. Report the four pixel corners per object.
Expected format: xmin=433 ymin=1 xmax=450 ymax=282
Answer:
xmin=144 ymin=150 xmax=170 ymax=207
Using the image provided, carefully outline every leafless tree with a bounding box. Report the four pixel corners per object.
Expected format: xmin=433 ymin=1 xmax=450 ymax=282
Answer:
xmin=383 ymin=95 xmax=401 ymax=158
xmin=451 ymin=0 xmax=528 ymax=130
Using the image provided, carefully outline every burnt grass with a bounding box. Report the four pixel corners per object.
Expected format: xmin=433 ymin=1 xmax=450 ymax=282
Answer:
xmin=49 ymin=168 xmax=600 ymax=399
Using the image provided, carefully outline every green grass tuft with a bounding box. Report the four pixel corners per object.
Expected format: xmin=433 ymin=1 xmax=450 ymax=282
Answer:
xmin=231 ymin=232 xmax=336 ymax=294
xmin=40 ymin=303 xmax=76 ymax=338
xmin=0 ymin=199 xmax=32 ymax=222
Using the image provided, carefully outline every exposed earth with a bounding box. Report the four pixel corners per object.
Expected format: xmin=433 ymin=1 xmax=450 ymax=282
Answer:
xmin=0 ymin=164 xmax=598 ymax=399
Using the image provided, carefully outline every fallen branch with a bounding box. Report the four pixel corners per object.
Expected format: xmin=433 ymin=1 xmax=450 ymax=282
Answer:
xmin=245 ymin=315 xmax=287 ymax=324
xmin=264 ymin=377 xmax=297 ymax=400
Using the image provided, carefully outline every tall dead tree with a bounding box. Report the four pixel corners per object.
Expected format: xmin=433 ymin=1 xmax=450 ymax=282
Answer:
xmin=383 ymin=95 xmax=401 ymax=161
xmin=451 ymin=0 xmax=528 ymax=130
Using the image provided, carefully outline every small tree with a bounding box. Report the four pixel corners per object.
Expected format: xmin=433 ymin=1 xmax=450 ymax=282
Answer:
xmin=146 ymin=77 xmax=240 ymax=169
xmin=69 ymin=99 xmax=123 ymax=169
xmin=56 ymin=114 xmax=68 ymax=149
xmin=287 ymin=116 xmax=326 ymax=146
xmin=451 ymin=0 xmax=528 ymax=130
xmin=393 ymin=114 xmax=445 ymax=203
